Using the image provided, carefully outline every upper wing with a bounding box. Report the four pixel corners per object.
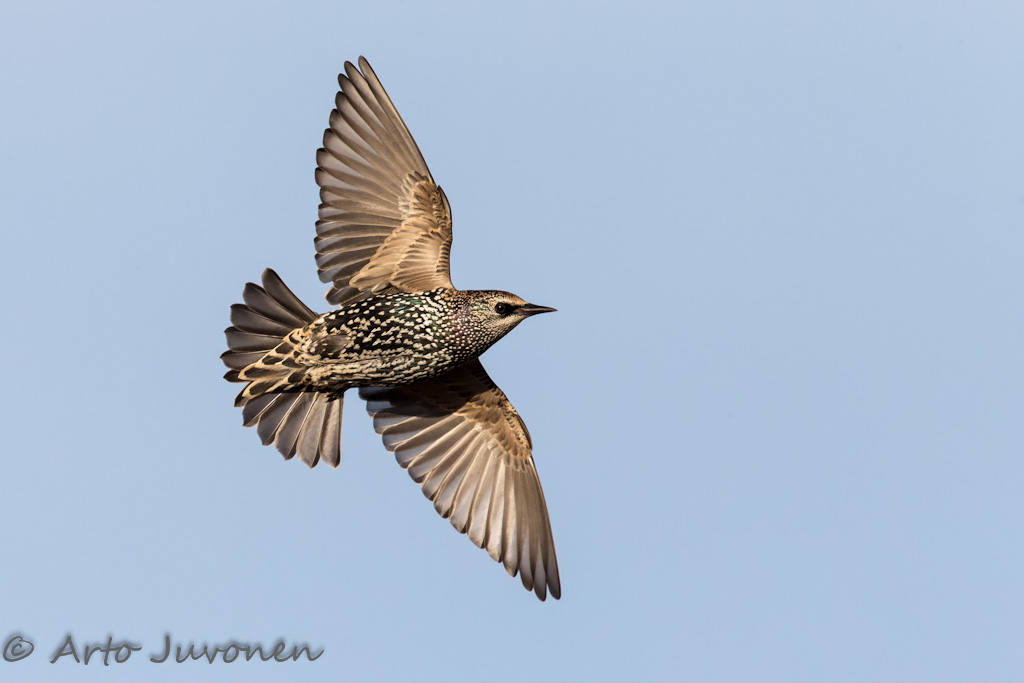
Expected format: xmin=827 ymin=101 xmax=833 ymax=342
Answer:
xmin=315 ymin=57 xmax=454 ymax=306
xmin=359 ymin=360 xmax=561 ymax=601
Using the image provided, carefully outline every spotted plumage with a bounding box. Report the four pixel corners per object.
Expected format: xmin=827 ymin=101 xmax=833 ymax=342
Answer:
xmin=221 ymin=58 xmax=560 ymax=600
xmin=233 ymin=288 xmax=542 ymax=402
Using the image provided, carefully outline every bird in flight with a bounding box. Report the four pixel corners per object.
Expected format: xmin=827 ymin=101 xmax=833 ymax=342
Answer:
xmin=221 ymin=57 xmax=560 ymax=600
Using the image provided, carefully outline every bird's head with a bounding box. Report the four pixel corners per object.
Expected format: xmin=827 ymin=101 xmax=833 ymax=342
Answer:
xmin=463 ymin=290 xmax=556 ymax=346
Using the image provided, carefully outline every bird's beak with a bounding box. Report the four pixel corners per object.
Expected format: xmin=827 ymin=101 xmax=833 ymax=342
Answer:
xmin=519 ymin=304 xmax=557 ymax=316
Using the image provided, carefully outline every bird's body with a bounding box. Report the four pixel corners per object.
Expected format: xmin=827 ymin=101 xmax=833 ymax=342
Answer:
xmin=221 ymin=57 xmax=560 ymax=600
xmin=233 ymin=288 xmax=545 ymax=400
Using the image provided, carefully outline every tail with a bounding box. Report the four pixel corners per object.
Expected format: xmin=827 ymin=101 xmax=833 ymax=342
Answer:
xmin=221 ymin=268 xmax=343 ymax=468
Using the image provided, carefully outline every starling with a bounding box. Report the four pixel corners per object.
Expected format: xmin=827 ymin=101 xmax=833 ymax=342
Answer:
xmin=221 ymin=57 xmax=560 ymax=600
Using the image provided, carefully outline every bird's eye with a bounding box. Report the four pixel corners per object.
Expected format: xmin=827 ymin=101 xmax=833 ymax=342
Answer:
xmin=494 ymin=302 xmax=513 ymax=315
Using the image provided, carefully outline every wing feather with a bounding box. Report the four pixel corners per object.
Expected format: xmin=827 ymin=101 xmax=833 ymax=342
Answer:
xmin=316 ymin=57 xmax=453 ymax=305
xmin=359 ymin=359 xmax=560 ymax=601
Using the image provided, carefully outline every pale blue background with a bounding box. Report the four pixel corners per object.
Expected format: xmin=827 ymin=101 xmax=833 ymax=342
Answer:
xmin=1 ymin=1 xmax=1021 ymax=681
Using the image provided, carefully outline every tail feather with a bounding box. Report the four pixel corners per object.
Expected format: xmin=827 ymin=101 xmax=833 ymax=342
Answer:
xmin=238 ymin=268 xmax=316 ymax=330
xmin=221 ymin=269 xmax=317 ymax=371
xmin=247 ymin=391 xmax=343 ymax=468
xmin=231 ymin=302 xmax=294 ymax=335
xmin=262 ymin=268 xmax=319 ymax=323
xmin=223 ymin=351 xmax=267 ymax=373
xmin=225 ymin=327 xmax=285 ymax=353
xmin=222 ymin=269 xmax=342 ymax=468
xmin=241 ymin=392 xmax=279 ymax=427
xmin=271 ymin=393 xmax=314 ymax=458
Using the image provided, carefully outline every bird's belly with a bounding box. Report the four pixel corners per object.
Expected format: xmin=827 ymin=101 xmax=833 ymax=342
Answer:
xmin=307 ymin=348 xmax=466 ymax=389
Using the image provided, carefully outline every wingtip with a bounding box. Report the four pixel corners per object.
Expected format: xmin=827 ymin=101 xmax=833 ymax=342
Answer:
xmin=343 ymin=61 xmax=359 ymax=83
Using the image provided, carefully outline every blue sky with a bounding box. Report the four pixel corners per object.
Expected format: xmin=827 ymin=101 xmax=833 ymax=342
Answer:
xmin=1 ymin=1 xmax=1021 ymax=681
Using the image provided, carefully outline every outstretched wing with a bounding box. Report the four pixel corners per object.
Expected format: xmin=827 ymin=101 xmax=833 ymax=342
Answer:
xmin=315 ymin=57 xmax=454 ymax=306
xmin=359 ymin=360 xmax=561 ymax=601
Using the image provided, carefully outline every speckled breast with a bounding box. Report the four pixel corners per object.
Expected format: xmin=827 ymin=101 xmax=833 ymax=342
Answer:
xmin=302 ymin=289 xmax=478 ymax=388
